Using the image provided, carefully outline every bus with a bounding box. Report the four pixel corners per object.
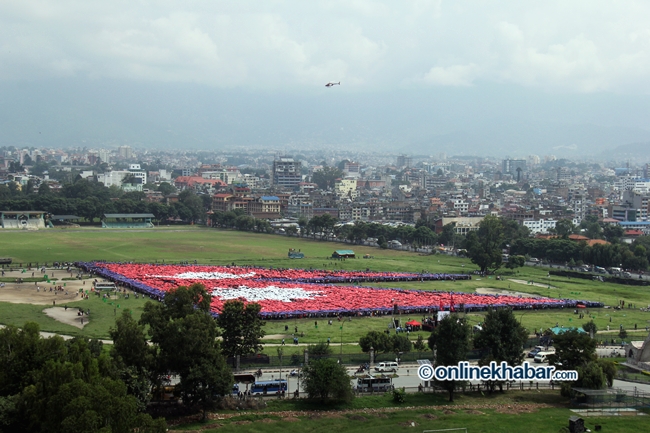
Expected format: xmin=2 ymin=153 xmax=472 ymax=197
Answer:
xmin=94 ymin=282 xmax=117 ymax=290
xmin=356 ymin=376 xmax=393 ymax=392
xmin=250 ymin=379 xmax=287 ymax=395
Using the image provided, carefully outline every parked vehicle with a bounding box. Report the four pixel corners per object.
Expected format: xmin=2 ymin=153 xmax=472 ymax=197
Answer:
xmin=534 ymin=352 xmax=554 ymax=363
xmin=374 ymin=361 xmax=399 ymax=372
xmin=357 ymin=375 xmax=393 ymax=392
xmin=250 ymin=380 xmax=287 ymax=395
xmin=527 ymin=347 xmax=542 ymax=358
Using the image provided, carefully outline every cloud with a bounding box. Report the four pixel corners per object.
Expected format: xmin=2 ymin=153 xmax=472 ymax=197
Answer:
xmin=421 ymin=63 xmax=479 ymax=86
xmin=1 ymin=1 xmax=650 ymax=94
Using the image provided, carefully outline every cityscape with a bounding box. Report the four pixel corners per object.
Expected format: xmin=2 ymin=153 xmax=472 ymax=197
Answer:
xmin=3 ymin=2 xmax=650 ymax=433
xmin=2 ymin=146 xmax=650 ymax=242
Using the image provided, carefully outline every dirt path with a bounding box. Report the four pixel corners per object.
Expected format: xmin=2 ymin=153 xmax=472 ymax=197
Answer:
xmin=44 ymin=307 xmax=89 ymax=329
xmin=508 ymin=279 xmax=557 ymax=289
xmin=475 ymin=287 xmax=550 ymax=298
xmin=0 ymin=284 xmax=82 ymax=305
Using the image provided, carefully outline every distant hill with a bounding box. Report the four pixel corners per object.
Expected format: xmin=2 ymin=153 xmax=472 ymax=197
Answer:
xmin=604 ymin=141 xmax=650 ymax=158
xmin=2 ymin=79 xmax=650 ymax=159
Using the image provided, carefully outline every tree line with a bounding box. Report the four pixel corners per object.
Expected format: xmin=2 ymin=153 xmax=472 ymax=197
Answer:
xmin=0 ymin=179 xmax=211 ymax=224
xmin=0 ymin=283 xmax=269 ymax=431
xmin=424 ymin=308 xmax=613 ymax=402
xmin=462 ymin=215 xmax=650 ymax=273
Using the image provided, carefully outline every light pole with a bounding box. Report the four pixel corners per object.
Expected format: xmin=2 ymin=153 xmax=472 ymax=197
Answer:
xmin=340 ymin=322 xmax=344 ymax=362
xmin=277 ymin=347 xmax=283 ymax=393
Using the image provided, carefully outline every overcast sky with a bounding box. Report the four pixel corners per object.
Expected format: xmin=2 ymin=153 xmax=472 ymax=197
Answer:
xmin=2 ymin=1 xmax=650 ymax=158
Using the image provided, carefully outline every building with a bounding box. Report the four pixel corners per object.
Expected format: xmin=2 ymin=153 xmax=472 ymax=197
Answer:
xmin=249 ymin=196 xmax=281 ymax=219
xmin=0 ymin=211 xmax=46 ymax=229
xmin=396 ymin=155 xmax=411 ymax=169
xmin=173 ymin=176 xmax=226 ymax=191
xmin=101 ymin=213 xmax=154 ymax=228
xmin=502 ymin=159 xmax=527 ymax=180
xmin=523 ymin=219 xmax=557 ymax=234
xmin=97 ymin=149 xmax=111 ymax=164
xmin=434 ymin=216 xmax=484 ymax=235
xmin=272 ymin=157 xmax=302 ymax=189
xmin=117 ymin=145 xmax=133 ymax=159
xmin=332 ymin=250 xmax=355 ymax=259
xmin=334 ymin=178 xmax=358 ymax=199
xmin=97 ymin=165 xmax=147 ymax=189
xmin=343 ymin=161 xmax=361 ymax=178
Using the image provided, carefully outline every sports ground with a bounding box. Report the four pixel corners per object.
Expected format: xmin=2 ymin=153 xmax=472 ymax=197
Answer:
xmin=1 ymin=226 xmax=649 ymax=431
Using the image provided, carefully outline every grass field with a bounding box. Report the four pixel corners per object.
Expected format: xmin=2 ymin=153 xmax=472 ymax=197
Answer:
xmin=169 ymin=390 xmax=650 ymax=433
xmin=1 ymin=227 xmax=650 ymax=343
xmin=3 ymin=227 xmax=649 ymax=432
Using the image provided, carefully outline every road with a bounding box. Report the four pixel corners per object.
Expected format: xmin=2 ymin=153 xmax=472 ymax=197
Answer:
xmin=246 ymin=353 xmax=650 ymax=395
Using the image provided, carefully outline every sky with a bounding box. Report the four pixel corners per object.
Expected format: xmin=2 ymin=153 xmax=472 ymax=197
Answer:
xmin=2 ymin=1 xmax=650 ymax=158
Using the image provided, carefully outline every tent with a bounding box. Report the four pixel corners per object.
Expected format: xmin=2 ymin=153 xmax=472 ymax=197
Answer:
xmin=405 ymin=320 xmax=421 ymax=330
xmin=550 ymin=326 xmax=587 ymax=335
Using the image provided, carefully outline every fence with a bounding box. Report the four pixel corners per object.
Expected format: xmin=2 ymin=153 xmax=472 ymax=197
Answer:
xmin=230 ymin=337 xmax=546 ymax=369
xmin=571 ymin=388 xmax=650 ymax=410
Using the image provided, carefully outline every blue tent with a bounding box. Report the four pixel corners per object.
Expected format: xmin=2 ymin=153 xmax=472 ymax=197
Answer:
xmin=550 ymin=326 xmax=587 ymax=335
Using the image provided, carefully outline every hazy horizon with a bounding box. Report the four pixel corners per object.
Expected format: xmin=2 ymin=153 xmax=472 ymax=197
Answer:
xmin=2 ymin=1 xmax=650 ymax=158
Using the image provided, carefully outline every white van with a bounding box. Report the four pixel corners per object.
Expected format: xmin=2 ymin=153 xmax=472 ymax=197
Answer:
xmin=534 ymin=352 xmax=554 ymax=363
xmin=374 ymin=362 xmax=399 ymax=372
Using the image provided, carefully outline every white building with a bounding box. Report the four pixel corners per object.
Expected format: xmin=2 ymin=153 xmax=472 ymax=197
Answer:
xmin=523 ymin=219 xmax=557 ymax=234
xmin=98 ymin=149 xmax=111 ymax=164
xmin=98 ymin=165 xmax=147 ymax=188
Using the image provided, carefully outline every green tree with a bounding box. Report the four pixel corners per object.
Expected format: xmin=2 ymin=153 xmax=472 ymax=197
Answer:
xmin=157 ymin=182 xmax=176 ymax=195
xmin=140 ymin=284 xmax=232 ymax=420
xmin=501 ymin=219 xmax=530 ymax=244
xmin=582 ymin=320 xmax=598 ymax=336
xmin=596 ymin=359 xmax=616 ymax=387
xmin=428 ymin=315 xmax=471 ymax=402
xmin=37 ymin=182 xmax=51 ymax=195
xmin=110 ymin=310 xmax=155 ymax=409
xmin=576 ymin=361 xmax=606 ymax=390
xmin=0 ymin=322 xmax=166 ymax=432
xmin=473 ymin=308 xmax=528 ymax=392
xmin=413 ymin=334 xmax=426 ymax=355
xmin=555 ymin=219 xmax=575 ymax=238
xmin=359 ymin=330 xmax=391 ymax=353
xmin=505 ymin=255 xmax=526 ymax=270
xmin=216 ymin=300 xmax=266 ymax=359
xmin=391 ymin=334 xmax=412 ymax=360
xmin=307 ymin=341 xmax=332 ymax=356
xmin=548 ymin=329 xmax=597 ymax=372
xmin=312 ymin=166 xmax=343 ymax=190
xmin=302 ymin=358 xmax=354 ymax=404
xmin=438 ymin=223 xmax=456 ymax=246
xmin=178 ymin=190 xmax=205 ymax=223
xmin=465 ymin=215 xmax=504 ymax=273
xmin=603 ymin=225 xmax=624 ymax=243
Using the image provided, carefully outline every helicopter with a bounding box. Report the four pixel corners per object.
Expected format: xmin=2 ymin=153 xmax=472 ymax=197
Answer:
xmin=325 ymin=81 xmax=340 ymax=87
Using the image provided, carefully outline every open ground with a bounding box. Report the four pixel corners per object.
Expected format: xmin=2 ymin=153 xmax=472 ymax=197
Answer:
xmin=1 ymin=227 xmax=650 ymax=343
xmin=2 ymin=227 xmax=650 ymax=431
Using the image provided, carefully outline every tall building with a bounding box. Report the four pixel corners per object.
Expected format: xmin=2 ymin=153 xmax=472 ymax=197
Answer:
xmin=117 ymin=145 xmax=132 ymax=159
xmin=396 ymin=154 xmax=412 ymax=169
xmin=502 ymin=159 xmax=527 ymax=181
xmin=98 ymin=149 xmax=111 ymax=164
xmin=343 ymin=161 xmax=361 ymax=178
xmin=272 ymin=157 xmax=302 ymax=189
